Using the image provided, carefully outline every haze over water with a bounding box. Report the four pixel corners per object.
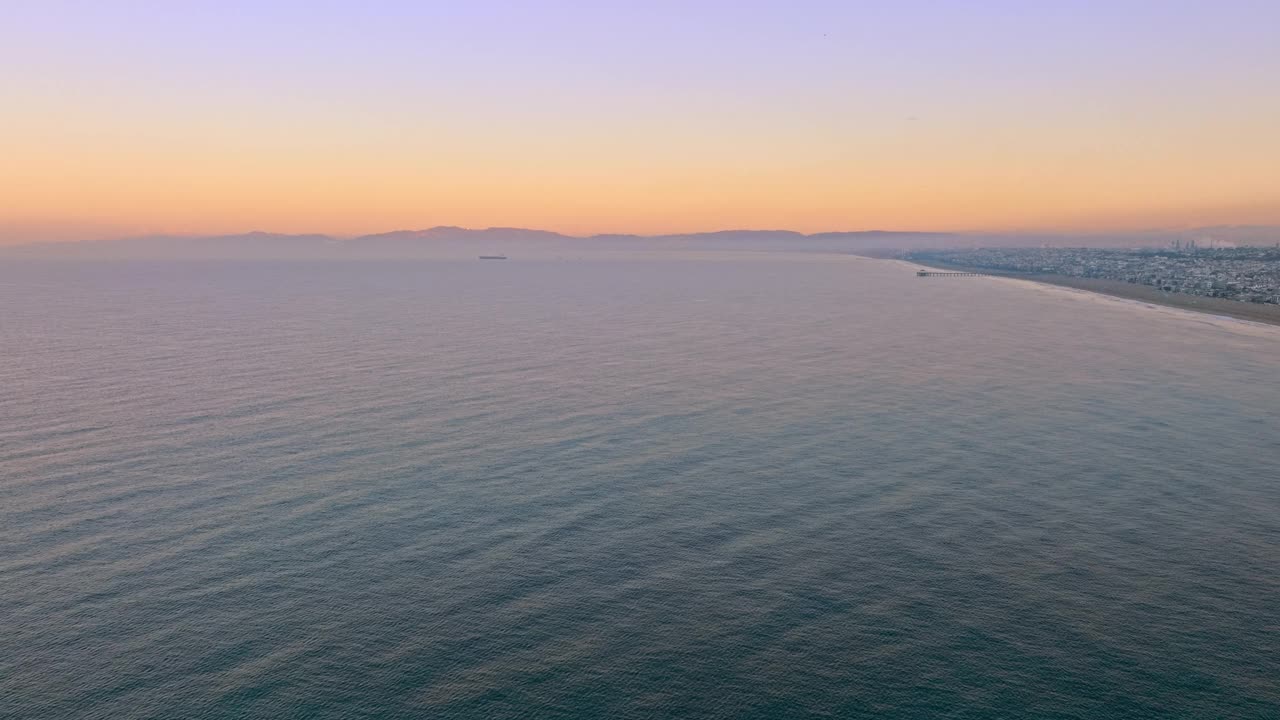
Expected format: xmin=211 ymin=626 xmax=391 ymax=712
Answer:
xmin=3 ymin=254 xmax=1278 ymax=718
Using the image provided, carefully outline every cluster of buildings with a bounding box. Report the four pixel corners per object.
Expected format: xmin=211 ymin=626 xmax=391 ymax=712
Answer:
xmin=908 ymin=246 xmax=1280 ymax=305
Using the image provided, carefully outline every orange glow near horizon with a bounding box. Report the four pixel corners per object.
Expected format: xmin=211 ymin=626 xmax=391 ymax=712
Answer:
xmin=3 ymin=3 xmax=1279 ymax=244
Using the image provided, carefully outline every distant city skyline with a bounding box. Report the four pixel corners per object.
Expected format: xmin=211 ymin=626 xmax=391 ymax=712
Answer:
xmin=4 ymin=1 xmax=1279 ymax=244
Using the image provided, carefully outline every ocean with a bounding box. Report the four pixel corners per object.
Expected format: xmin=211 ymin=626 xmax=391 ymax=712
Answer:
xmin=2 ymin=254 xmax=1278 ymax=719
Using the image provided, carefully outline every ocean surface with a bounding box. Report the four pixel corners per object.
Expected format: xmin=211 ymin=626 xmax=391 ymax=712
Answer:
xmin=2 ymin=254 xmax=1278 ymax=719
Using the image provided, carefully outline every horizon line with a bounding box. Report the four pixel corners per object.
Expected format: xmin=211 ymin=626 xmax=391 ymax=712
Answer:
xmin=10 ymin=222 xmax=1280 ymax=248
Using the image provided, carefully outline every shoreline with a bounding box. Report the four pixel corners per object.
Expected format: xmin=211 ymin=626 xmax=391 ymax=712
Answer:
xmin=902 ymin=258 xmax=1280 ymax=328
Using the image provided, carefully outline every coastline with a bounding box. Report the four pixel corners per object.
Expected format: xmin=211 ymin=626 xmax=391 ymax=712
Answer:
xmin=901 ymin=258 xmax=1280 ymax=328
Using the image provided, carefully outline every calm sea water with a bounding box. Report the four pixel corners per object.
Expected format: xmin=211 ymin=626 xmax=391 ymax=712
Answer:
xmin=2 ymin=255 xmax=1278 ymax=719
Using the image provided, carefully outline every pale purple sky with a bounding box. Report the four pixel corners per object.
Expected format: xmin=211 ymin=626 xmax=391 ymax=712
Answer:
xmin=4 ymin=1 xmax=1279 ymax=240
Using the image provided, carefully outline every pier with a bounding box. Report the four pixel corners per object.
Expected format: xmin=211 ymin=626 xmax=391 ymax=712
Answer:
xmin=916 ymin=269 xmax=988 ymax=277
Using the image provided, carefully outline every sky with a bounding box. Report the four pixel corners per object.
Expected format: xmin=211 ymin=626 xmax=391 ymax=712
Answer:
xmin=2 ymin=0 xmax=1279 ymax=243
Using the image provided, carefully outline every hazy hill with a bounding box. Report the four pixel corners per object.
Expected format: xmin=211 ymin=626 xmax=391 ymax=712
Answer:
xmin=346 ymin=227 xmax=575 ymax=257
xmin=1 ymin=227 xmax=959 ymax=259
xmin=3 ymin=226 xmax=1276 ymax=259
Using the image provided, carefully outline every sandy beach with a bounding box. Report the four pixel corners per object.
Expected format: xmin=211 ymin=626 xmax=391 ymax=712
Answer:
xmin=902 ymin=258 xmax=1280 ymax=328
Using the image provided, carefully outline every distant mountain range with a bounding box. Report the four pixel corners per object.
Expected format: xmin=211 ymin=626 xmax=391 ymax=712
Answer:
xmin=334 ymin=227 xmax=968 ymax=256
xmin=2 ymin=226 xmax=1277 ymax=259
